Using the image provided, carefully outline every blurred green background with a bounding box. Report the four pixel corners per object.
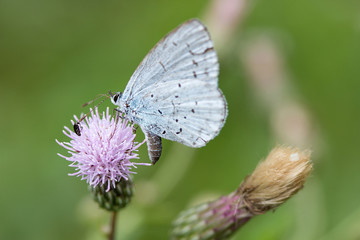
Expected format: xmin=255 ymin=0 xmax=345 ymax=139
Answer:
xmin=1 ymin=0 xmax=360 ymax=239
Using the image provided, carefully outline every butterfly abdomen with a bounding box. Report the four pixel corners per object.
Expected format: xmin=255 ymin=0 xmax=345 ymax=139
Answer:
xmin=143 ymin=130 xmax=162 ymax=165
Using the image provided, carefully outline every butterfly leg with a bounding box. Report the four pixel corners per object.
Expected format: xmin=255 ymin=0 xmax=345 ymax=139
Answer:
xmin=132 ymin=125 xmax=139 ymax=134
xmin=113 ymin=108 xmax=125 ymax=119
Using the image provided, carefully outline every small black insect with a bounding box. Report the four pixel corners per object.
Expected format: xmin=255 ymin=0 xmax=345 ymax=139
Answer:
xmin=73 ymin=122 xmax=82 ymax=136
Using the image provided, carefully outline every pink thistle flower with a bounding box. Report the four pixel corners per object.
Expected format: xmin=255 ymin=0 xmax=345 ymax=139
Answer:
xmin=56 ymin=107 xmax=149 ymax=191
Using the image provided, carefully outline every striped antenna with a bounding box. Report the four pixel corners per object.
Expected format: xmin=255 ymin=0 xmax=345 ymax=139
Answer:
xmin=73 ymin=94 xmax=110 ymax=136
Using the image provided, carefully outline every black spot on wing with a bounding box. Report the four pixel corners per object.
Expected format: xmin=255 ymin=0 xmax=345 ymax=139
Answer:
xmin=203 ymin=47 xmax=214 ymax=54
xmin=159 ymin=61 xmax=166 ymax=72
xmin=205 ymin=68 xmax=209 ymax=76
xmin=189 ymin=47 xmax=214 ymax=56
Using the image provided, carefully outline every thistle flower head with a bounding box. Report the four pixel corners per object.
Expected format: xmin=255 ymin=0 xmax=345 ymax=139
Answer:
xmin=56 ymin=107 xmax=149 ymax=191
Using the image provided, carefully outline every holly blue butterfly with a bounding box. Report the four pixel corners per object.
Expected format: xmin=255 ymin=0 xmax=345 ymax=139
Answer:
xmin=110 ymin=19 xmax=227 ymax=164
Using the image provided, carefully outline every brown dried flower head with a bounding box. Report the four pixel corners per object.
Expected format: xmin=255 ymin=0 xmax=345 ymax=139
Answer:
xmin=239 ymin=146 xmax=312 ymax=214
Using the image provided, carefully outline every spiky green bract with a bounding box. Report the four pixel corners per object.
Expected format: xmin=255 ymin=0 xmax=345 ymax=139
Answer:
xmin=90 ymin=178 xmax=134 ymax=212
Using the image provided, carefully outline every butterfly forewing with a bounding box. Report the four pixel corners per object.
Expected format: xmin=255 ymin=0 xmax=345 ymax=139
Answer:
xmin=121 ymin=19 xmax=219 ymax=102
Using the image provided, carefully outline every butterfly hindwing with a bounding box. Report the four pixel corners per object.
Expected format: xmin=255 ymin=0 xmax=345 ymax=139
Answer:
xmin=133 ymin=78 xmax=227 ymax=147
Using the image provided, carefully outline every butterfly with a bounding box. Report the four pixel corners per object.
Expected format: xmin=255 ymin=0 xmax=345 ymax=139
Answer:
xmin=110 ymin=19 xmax=227 ymax=164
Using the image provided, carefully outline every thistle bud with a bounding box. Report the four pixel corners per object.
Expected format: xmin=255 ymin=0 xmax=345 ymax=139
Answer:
xmin=89 ymin=178 xmax=134 ymax=212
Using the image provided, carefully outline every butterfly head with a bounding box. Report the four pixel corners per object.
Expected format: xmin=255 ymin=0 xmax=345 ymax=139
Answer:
xmin=109 ymin=91 xmax=122 ymax=105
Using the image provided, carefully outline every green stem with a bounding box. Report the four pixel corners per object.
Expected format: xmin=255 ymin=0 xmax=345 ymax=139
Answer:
xmin=108 ymin=211 xmax=118 ymax=240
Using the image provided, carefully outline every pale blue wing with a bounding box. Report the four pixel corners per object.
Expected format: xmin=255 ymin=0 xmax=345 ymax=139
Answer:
xmin=121 ymin=19 xmax=219 ymax=102
xmin=132 ymin=79 xmax=227 ymax=147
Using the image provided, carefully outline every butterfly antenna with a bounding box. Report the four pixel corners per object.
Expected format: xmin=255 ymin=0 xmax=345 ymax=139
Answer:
xmin=73 ymin=94 xmax=110 ymax=136
xmin=82 ymin=94 xmax=109 ymax=107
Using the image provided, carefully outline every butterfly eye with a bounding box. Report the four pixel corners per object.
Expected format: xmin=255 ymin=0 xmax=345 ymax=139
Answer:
xmin=113 ymin=93 xmax=120 ymax=103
